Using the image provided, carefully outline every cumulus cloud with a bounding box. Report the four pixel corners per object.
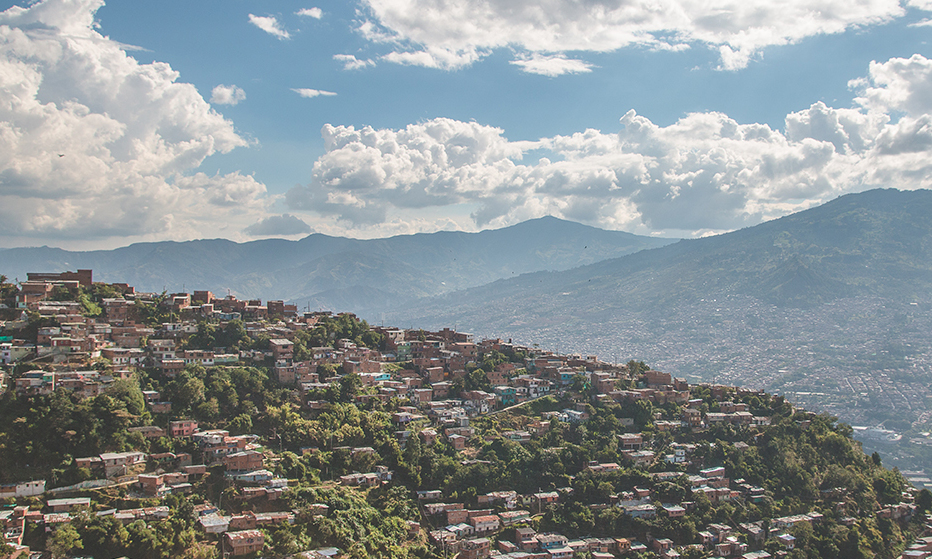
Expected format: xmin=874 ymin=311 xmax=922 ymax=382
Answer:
xmin=334 ymin=54 xmax=376 ymax=70
xmin=358 ymin=0 xmax=907 ymax=71
xmin=852 ymin=54 xmax=932 ymax=115
xmin=292 ymin=88 xmax=337 ymax=98
xmin=287 ymin=54 xmax=932 ymax=236
xmin=210 ymin=84 xmax=246 ymax=105
xmin=248 ymin=14 xmax=290 ymax=39
xmin=0 ymin=0 xmax=270 ymax=245
xmin=296 ymin=7 xmax=323 ymax=19
xmin=510 ymin=53 xmax=594 ymax=77
xmin=244 ymin=214 xmax=312 ymax=237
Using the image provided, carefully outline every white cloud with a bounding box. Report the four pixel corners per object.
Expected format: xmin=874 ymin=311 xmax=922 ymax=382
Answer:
xmin=359 ymin=0 xmax=906 ymax=71
xmin=296 ymin=7 xmax=323 ymax=19
xmin=248 ymin=14 xmax=290 ymax=39
xmin=334 ymin=54 xmax=376 ymax=70
xmin=852 ymin=54 xmax=932 ymax=115
xmin=244 ymin=214 xmax=312 ymax=236
xmin=380 ymin=45 xmax=485 ymax=71
xmin=287 ymin=54 xmax=932 ymax=236
xmin=510 ymin=53 xmax=594 ymax=77
xmin=292 ymin=88 xmax=337 ymax=98
xmin=210 ymin=84 xmax=246 ymax=106
xmin=0 ymin=0 xmax=273 ymax=245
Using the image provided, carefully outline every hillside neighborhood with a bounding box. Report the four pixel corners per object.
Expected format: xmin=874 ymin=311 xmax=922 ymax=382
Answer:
xmin=0 ymin=270 xmax=930 ymax=559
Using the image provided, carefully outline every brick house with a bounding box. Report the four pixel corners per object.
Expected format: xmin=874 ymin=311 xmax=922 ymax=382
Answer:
xmin=460 ymin=538 xmax=491 ymax=559
xmin=223 ymin=530 xmax=264 ymax=556
xmin=224 ymin=451 xmax=264 ymax=472
xmin=170 ymin=420 xmax=198 ymax=437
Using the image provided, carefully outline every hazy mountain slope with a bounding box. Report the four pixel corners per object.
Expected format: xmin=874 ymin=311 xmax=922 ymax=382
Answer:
xmin=394 ymin=188 xmax=932 ymax=328
xmin=0 ymin=217 xmax=675 ymax=310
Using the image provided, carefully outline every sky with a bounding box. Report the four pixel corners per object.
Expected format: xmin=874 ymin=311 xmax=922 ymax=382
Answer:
xmin=1 ymin=0 xmax=932 ymax=249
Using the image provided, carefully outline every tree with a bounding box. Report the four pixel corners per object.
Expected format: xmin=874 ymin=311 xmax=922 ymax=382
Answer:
xmin=916 ymin=488 xmax=932 ymax=512
xmin=339 ymin=373 xmax=362 ymax=402
xmin=626 ymin=360 xmax=649 ymax=375
xmin=106 ymin=377 xmax=147 ymax=417
xmin=47 ymin=522 xmax=83 ymax=558
xmin=279 ymin=451 xmax=308 ymax=481
xmin=173 ymin=375 xmax=206 ymax=411
xmin=463 ymin=368 xmax=492 ymax=392
xmin=125 ymin=520 xmax=161 ymax=559
xmin=218 ymin=319 xmax=249 ymax=350
xmin=632 ymin=399 xmax=654 ymax=429
xmin=570 ymin=374 xmax=590 ymax=394
xmin=0 ymin=274 xmax=18 ymax=305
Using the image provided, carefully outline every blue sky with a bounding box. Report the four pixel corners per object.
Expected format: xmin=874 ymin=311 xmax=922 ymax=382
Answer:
xmin=1 ymin=0 xmax=932 ymax=248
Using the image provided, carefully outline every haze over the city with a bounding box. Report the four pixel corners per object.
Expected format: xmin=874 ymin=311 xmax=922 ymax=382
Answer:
xmin=1 ymin=0 xmax=932 ymax=249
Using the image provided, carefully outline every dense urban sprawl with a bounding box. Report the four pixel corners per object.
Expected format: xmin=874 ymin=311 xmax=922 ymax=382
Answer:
xmin=0 ymin=271 xmax=930 ymax=559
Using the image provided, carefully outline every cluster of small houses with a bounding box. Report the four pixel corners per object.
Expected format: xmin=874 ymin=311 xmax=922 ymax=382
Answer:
xmin=1 ymin=271 xmax=930 ymax=558
xmin=421 ymin=467 xmax=817 ymax=559
xmin=4 ymin=272 xmax=774 ymax=433
xmin=420 ymin=466 xmax=931 ymax=559
xmin=0 ymin=419 xmax=359 ymax=557
xmin=0 ymin=420 xmax=300 ymax=555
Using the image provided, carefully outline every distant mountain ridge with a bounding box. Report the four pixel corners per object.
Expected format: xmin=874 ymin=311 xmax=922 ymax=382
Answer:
xmin=395 ymin=188 xmax=932 ymax=323
xmin=0 ymin=217 xmax=676 ymax=311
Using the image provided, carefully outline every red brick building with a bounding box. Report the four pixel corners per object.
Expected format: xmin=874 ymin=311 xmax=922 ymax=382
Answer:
xmin=27 ymin=269 xmax=93 ymax=287
xmin=223 ymin=530 xmax=264 ymax=556
xmin=223 ymin=450 xmax=264 ymax=472
xmin=170 ymin=420 xmax=198 ymax=437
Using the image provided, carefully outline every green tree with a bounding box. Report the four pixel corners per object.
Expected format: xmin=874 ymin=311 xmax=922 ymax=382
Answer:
xmin=570 ymin=374 xmax=590 ymax=394
xmin=339 ymin=373 xmax=362 ymax=402
xmin=106 ymin=377 xmax=147 ymax=417
xmin=47 ymin=522 xmax=83 ymax=558
xmin=916 ymin=488 xmax=932 ymax=512
xmin=626 ymin=360 xmax=649 ymax=375
xmin=463 ymin=368 xmax=492 ymax=392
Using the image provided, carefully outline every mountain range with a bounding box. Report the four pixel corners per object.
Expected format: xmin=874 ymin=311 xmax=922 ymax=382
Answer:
xmin=0 ymin=217 xmax=674 ymax=311
xmin=394 ymin=187 xmax=932 ymax=325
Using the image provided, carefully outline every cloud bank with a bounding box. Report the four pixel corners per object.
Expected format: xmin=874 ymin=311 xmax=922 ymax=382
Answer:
xmin=0 ymin=0 xmax=270 ymax=244
xmin=288 ymin=54 xmax=932 ymax=237
xmin=359 ymin=0 xmax=910 ymax=72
